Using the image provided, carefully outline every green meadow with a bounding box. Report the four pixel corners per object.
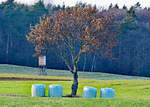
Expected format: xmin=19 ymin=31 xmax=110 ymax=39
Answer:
xmin=0 ymin=64 xmax=150 ymax=107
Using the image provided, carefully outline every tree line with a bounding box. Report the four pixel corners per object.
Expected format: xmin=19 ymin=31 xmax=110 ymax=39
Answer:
xmin=0 ymin=0 xmax=150 ymax=77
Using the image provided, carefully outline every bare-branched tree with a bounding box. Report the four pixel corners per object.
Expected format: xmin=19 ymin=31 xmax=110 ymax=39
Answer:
xmin=27 ymin=5 xmax=121 ymax=96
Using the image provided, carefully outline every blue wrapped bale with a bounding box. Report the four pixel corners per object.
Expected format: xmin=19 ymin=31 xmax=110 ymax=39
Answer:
xmin=49 ymin=85 xmax=63 ymax=97
xmin=31 ymin=84 xmax=45 ymax=97
xmin=83 ymin=86 xmax=97 ymax=98
xmin=100 ymin=88 xmax=115 ymax=98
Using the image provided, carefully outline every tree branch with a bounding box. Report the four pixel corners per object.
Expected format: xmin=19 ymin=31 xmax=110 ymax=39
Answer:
xmin=58 ymin=51 xmax=74 ymax=74
xmin=74 ymin=48 xmax=83 ymax=64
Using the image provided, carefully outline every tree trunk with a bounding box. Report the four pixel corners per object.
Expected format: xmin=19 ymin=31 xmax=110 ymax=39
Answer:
xmin=71 ymin=66 xmax=78 ymax=96
xmin=83 ymin=53 xmax=87 ymax=72
xmin=6 ymin=34 xmax=10 ymax=63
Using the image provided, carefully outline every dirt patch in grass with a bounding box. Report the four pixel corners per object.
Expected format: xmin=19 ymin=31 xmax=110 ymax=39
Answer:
xmin=0 ymin=94 xmax=28 ymax=97
xmin=0 ymin=77 xmax=71 ymax=81
xmin=0 ymin=94 xmax=81 ymax=98
xmin=63 ymin=94 xmax=81 ymax=98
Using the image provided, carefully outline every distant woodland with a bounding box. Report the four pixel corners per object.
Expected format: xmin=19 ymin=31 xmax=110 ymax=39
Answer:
xmin=0 ymin=0 xmax=150 ymax=77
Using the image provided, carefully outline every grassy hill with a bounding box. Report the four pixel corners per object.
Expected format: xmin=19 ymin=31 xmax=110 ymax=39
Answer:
xmin=0 ymin=64 xmax=149 ymax=80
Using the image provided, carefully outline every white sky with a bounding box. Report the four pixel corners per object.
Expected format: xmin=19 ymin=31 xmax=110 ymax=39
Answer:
xmin=0 ymin=0 xmax=150 ymax=8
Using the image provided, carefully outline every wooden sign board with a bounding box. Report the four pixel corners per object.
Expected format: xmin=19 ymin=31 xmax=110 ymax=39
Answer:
xmin=39 ymin=56 xmax=46 ymax=66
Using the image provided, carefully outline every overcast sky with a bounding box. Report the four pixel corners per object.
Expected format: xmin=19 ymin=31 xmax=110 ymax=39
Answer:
xmin=0 ymin=0 xmax=150 ymax=8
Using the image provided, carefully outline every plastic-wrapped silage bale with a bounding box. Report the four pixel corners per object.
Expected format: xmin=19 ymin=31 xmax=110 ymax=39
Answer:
xmin=83 ymin=86 xmax=97 ymax=98
xmin=31 ymin=84 xmax=46 ymax=97
xmin=100 ymin=88 xmax=115 ymax=98
xmin=49 ymin=84 xmax=63 ymax=97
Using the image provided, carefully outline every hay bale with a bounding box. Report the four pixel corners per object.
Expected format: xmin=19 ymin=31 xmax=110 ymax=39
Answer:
xmin=31 ymin=84 xmax=45 ymax=97
xmin=100 ymin=88 xmax=115 ymax=98
xmin=83 ymin=86 xmax=97 ymax=98
xmin=49 ymin=85 xmax=63 ymax=97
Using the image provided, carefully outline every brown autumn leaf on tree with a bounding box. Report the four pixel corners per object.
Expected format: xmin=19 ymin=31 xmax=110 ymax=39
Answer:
xmin=26 ymin=5 xmax=121 ymax=96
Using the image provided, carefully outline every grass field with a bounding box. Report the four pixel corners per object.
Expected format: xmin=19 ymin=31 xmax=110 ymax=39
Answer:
xmin=0 ymin=64 xmax=150 ymax=107
xmin=0 ymin=64 xmax=149 ymax=80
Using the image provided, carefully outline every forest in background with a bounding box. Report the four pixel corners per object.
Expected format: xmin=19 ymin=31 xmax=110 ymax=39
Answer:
xmin=0 ymin=0 xmax=150 ymax=77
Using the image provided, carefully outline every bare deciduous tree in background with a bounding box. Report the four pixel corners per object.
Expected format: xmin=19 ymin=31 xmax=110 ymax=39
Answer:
xmin=27 ymin=5 xmax=120 ymax=96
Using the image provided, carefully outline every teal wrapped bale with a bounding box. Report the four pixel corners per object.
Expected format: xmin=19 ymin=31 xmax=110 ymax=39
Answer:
xmin=100 ymin=88 xmax=115 ymax=98
xmin=31 ymin=84 xmax=45 ymax=97
xmin=49 ymin=85 xmax=63 ymax=97
xmin=83 ymin=86 xmax=97 ymax=98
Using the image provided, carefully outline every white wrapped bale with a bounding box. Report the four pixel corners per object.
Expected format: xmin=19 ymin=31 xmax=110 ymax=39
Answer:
xmin=100 ymin=88 xmax=115 ymax=98
xmin=31 ymin=84 xmax=46 ymax=97
xmin=49 ymin=85 xmax=63 ymax=97
xmin=83 ymin=86 xmax=97 ymax=98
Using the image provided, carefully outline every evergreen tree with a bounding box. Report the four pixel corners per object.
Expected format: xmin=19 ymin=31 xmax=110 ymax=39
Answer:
xmin=121 ymin=6 xmax=138 ymax=32
xmin=52 ymin=4 xmax=67 ymax=12
xmin=32 ymin=0 xmax=47 ymax=11
xmin=114 ymin=4 xmax=119 ymax=9
xmin=123 ymin=5 xmax=127 ymax=10
xmin=135 ymin=2 xmax=141 ymax=8
xmin=0 ymin=0 xmax=15 ymax=9
xmin=109 ymin=3 xmax=113 ymax=9
xmin=76 ymin=2 xmax=86 ymax=8
xmin=119 ymin=6 xmax=139 ymax=75
xmin=29 ymin=0 xmax=48 ymax=24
